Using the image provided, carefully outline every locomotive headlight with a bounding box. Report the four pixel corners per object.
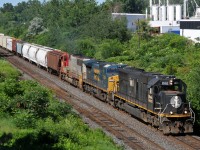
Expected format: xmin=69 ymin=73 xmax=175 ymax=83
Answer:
xmin=170 ymin=96 xmax=182 ymax=108
xmin=169 ymin=79 xmax=173 ymax=85
xmin=184 ymin=110 xmax=188 ymax=114
xmin=170 ymin=111 xmax=173 ymax=115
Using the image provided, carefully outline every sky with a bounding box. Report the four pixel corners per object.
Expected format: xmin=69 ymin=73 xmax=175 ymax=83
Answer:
xmin=0 ymin=0 xmax=106 ymax=7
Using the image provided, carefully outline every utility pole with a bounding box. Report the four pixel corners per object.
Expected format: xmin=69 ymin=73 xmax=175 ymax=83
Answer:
xmin=184 ymin=0 xmax=188 ymax=18
xmin=137 ymin=19 xmax=140 ymax=49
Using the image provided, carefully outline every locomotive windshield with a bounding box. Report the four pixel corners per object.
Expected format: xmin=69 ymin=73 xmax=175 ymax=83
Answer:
xmin=161 ymin=84 xmax=181 ymax=91
xmin=106 ymin=67 xmax=118 ymax=74
xmin=160 ymin=79 xmax=183 ymax=92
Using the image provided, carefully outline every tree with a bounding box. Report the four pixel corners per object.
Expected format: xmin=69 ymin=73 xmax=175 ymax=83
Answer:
xmin=80 ymin=11 xmax=131 ymax=42
xmin=96 ymin=39 xmax=124 ymax=59
xmin=28 ymin=17 xmax=47 ymax=35
xmin=135 ymin=19 xmax=153 ymax=41
xmin=103 ymin=0 xmax=148 ymax=13
xmin=0 ymin=3 xmax=14 ymax=13
xmin=122 ymin=0 xmax=147 ymax=13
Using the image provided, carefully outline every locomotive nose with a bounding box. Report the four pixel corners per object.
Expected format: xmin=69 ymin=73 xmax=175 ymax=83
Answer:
xmin=159 ymin=91 xmax=185 ymax=114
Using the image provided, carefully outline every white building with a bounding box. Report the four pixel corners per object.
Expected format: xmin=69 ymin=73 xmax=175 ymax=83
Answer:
xmin=180 ymin=8 xmax=200 ymax=42
xmin=112 ymin=13 xmax=146 ymax=32
xmin=149 ymin=3 xmax=182 ymax=34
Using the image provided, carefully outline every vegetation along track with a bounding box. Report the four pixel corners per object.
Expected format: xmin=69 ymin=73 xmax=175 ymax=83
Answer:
xmin=1 ymin=48 xmax=200 ymax=150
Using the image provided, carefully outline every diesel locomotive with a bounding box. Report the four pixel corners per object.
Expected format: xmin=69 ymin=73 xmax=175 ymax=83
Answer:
xmin=113 ymin=67 xmax=195 ymax=134
xmin=0 ymin=34 xmax=195 ymax=135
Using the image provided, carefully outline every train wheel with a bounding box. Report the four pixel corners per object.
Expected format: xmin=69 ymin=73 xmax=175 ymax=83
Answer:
xmin=49 ymin=69 xmax=52 ymax=74
xmin=59 ymin=73 xmax=62 ymax=79
xmin=82 ymin=84 xmax=86 ymax=92
xmin=114 ymin=98 xmax=119 ymax=108
xmin=37 ymin=64 xmax=41 ymax=68
xmin=101 ymin=93 xmax=107 ymax=102
xmin=162 ymin=122 xmax=170 ymax=135
xmin=184 ymin=121 xmax=193 ymax=133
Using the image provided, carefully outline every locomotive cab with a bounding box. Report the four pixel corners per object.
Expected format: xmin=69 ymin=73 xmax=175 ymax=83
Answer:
xmin=151 ymin=78 xmax=187 ymax=113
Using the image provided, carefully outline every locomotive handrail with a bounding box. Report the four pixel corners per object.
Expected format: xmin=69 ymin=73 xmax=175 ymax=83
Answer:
xmin=189 ymin=102 xmax=195 ymax=124
xmin=158 ymin=104 xmax=170 ymax=124
xmin=154 ymin=102 xmax=162 ymax=111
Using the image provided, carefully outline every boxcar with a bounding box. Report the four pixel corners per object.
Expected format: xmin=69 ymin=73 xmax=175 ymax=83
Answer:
xmin=6 ymin=37 xmax=13 ymax=51
xmin=3 ymin=36 xmax=11 ymax=49
xmin=11 ymin=38 xmax=17 ymax=53
xmin=0 ymin=34 xmax=4 ymax=47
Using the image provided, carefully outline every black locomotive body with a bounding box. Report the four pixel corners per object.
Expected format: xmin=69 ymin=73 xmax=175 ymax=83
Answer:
xmin=113 ymin=67 xmax=195 ymax=134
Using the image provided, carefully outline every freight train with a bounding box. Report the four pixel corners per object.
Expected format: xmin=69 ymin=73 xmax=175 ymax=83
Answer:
xmin=0 ymin=34 xmax=195 ymax=134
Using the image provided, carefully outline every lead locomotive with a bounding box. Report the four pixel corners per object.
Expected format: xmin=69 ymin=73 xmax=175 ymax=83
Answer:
xmin=113 ymin=67 xmax=195 ymax=134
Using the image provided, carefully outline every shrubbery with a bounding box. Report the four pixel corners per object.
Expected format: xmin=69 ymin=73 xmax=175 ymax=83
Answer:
xmin=0 ymin=60 xmax=21 ymax=82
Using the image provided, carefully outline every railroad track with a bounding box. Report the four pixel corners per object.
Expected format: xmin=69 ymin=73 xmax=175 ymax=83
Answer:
xmin=0 ymin=48 xmax=164 ymax=149
xmin=168 ymin=135 xmax=200 ymax=150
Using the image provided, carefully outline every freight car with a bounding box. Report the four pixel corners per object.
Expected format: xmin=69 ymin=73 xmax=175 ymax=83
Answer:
xmin=0 ymin=33 xmax=195 ymax=135
xmin=47 ymin=50 xmax=69 ymax=75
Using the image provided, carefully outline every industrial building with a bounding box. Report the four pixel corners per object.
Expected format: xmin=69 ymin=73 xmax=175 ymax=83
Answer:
xmin=148 ymin=0 xmax=200 ymax=43
xmin=112 ymin=0 xmax=200 ymax=43
xmin=180 ymin=8 xmax=200 ymax=42
xmin=149 ymin=0 xmax=183 ymax=34
xmin=112 ymin=13 xmax=146 ymax=32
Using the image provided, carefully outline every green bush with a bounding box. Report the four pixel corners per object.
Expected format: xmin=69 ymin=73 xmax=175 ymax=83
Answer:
xmin=13 ymin=110 xmax=36 ymax=129
xmin=0 ymin=93 xmax=11 ymax=115
xmin=2 ymin=78 xmax=22 ymax=97
xmin=47 ymin=98 xmax=73 ymax=121
xmin=95 ymin=39 xmax=125 ymax=60
xmin=76 ymin=38 xmax=96 ymax=57
xmin=0 ymin=60 xmax=21 ymax=82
